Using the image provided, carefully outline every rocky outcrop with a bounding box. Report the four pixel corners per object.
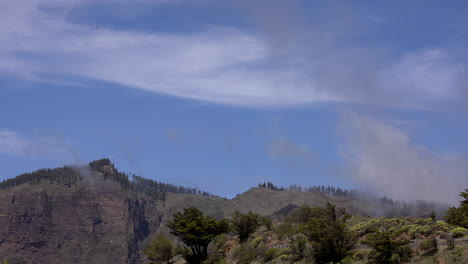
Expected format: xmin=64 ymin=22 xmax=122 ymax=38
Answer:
xmin=0 ymin=179 xmax=162 ymax=264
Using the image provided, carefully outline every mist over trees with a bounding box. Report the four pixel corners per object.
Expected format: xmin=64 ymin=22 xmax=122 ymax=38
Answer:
xmin=257 ymin=182 xmax=449 ymax=219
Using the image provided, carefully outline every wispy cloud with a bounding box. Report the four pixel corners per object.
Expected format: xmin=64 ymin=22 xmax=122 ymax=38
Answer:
xmin=1 ymin=1 xmax=466 ymax=109
xmin=339 ymin=111 xmax=468 ymax=203
xmin=0 ymin=129 xmax=30 ymax=155
xmin=0 ymin=128 xmax=71 ymax=156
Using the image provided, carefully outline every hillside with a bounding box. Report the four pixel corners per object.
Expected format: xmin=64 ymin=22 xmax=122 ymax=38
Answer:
xmin=0 ymin=159 xmax=453 ymax=263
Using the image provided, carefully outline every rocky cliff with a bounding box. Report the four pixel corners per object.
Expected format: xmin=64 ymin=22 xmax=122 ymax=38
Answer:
xmin=0 ymin=164 xmax=162 ymax=264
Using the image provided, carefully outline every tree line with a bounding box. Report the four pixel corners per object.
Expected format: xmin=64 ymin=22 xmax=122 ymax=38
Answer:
xmin=257 ymin=181 xmax=448 ymax=218
xmin=0 ymin=158 xmax=213 ymax=200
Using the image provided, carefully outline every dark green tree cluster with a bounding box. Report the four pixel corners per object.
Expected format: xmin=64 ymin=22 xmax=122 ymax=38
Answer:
xmin=0 ymin=166 xmax=81 ymax=190
xmin=0 ymin=158 xmax=216 ymax=201
xmin=257 ymin=182 xmax=285 ymax=191
xmin=286 ymin=204 xmax=321 ymax=224
xmin=166 ymin=207 xmax=230 ymax=264
xmin=363 ymin=231 xmax=412 ymax=264
xmin=445 ymin=188 xmax=468 ymax=228
xmin=132 ymin=175 xmax=213 ymax=201
xmin=288 ymin=184 xmax=372 ymax=198
xmin=88 ymin=159 xmax=132 ymax=188
xmin=88 ymin=158 xmax=113 ymax=171
xmin=231 ymin=211 xmax=260 ymax=243
xmin=303 ymin=203 xmax=356 ymax=264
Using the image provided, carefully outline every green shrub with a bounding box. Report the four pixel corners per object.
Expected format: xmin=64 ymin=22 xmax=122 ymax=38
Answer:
xmin=143 ymin=232 xmax=174 ymax=264
xmin=279 ymin=254 xmax=290 ymax=261
xmin=419 ymin=237 xmax=437 ymax=255
xmin=232 ymin=244 xmax=256 ymax=264
xmin=352 ymin=249 xmax=370 ymax=260
xmin=263 ymin=248 xmax=280 ymax=263
xmin=274 ymin=223 xmax=295 ymax=240
xmin=451 ymin=227 xmax=468 ymax=238
xmin=232 ymin=242 xmax=268 ymax=264
xmin=289 ymin=234 xmax=310 ymax=261
xmin=252 ymin=237 xmax=263 ymax=248
xmin=363 ymin=231 xmax=413 ymax=264
xmin=260 ymin=216 xmax=273 ymax=231
xmin=210 ymin=234 xmax=228 ymax=252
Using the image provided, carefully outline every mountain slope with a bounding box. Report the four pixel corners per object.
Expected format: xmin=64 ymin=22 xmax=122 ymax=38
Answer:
xmin=0 ymin=164 xmax=162 ymax=264
xmin=0 ymin=160 xmax=449 ymax=263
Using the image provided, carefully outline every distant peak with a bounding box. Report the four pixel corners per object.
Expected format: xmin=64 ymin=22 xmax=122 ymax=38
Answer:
xmin=88 ymin=158 xmax=114 ymax=172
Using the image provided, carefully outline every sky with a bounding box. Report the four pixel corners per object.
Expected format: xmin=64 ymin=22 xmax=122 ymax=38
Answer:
xmin=0 ymin=0 xmax=467 ymax=202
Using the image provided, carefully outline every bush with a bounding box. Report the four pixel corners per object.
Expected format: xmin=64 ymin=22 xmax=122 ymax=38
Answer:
xmin=352 ymin=249 xmax=370 ymax=260
xmin=260 ymin=216 xmax=273 ymax=231
xmin=252 ymin=237 xmax=263 ymax=248
xmin=210 ymin=234 xmax=228 ymax=252
xmin=451 ymin=227 xmax=468 ymax=238
xmin=143 ymin=233 xmax=174 ymax=264
xmin=289 ymin=234 xmax=310 ymax=261
xmin=274 ymin=223 xmax=296 ymax=240
xmin=263 ymin=248 xmax=280 ymax=263
xmin=363 ymin=231 xmax=413 ymax=264
xmin=231 ymin=241 xmax=268 ymax=264
xmin=419 ymin=237 xmax=437 ymax=255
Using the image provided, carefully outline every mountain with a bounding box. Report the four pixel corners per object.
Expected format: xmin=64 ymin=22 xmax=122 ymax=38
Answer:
xmin=0 ymin=159 xmax=448 ymax=263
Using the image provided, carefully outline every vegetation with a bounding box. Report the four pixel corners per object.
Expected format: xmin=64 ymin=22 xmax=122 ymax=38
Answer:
xmin=304 ymin=202 xmax=356 ymax=263
xmin=0 ymin=166 xmax=81 ymax=189
xmin=3 ymin=161 xmax=467 ymax=263
xmin=143 ymin=232 xmax=174 ymax=264
xmin=257 ymin=182 xmax=285 ymax=191
xmin=419 ymin=236 xmax=438 ymax=256
xmin=132 ymin=175 xmax=213 ymax=200
xmin=258 ymin=182 xmax=448 ymax=219
xmin=362 ymin=231 xmax=412 ymax=264
xmin=166 ymin=207 xmax=229 ymax=264
xmin=231 ymin=211 xmax=260 ymax=243
xmin=445 ymin=188 xmax=468 ymax=228
xmin=0 ymin=158 xmax=214 ymax=201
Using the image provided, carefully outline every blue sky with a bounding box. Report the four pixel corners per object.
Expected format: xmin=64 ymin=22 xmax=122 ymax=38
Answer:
xmin=0 ymin=0 xmax=467 ymax=201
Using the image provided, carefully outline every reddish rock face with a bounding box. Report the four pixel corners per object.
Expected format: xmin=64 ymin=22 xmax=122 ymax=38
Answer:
xmin=0 ymin=180 xmax=161 ymax=264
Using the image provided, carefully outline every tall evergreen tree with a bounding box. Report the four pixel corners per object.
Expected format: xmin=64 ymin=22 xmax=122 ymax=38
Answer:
xmin=304 ymin=203 xmax=356 ymax=264
xmin=445 ymin=188 xmax=468 ymax=228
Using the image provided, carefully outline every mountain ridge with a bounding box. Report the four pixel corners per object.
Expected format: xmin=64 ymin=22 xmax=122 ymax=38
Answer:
xmin=0 ymin=159 xmax=450 ymax=263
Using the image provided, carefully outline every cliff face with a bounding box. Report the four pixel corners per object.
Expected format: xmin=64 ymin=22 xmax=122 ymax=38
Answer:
xmin=0 ymin=178 xmax=162 ymax=264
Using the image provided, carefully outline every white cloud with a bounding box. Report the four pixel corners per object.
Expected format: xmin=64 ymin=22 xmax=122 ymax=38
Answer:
xmin=340 ymin=111 xmax=468 ymax=203
xmin=0 ymin=129 xmax=30 ymax=155
xmin=381 ymin=49 xmax=465 ymax=104
xmin=0 ymin=1 xmax=466 ymax=108
xmin=0 ymin=129 xmax=71 ymax=157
